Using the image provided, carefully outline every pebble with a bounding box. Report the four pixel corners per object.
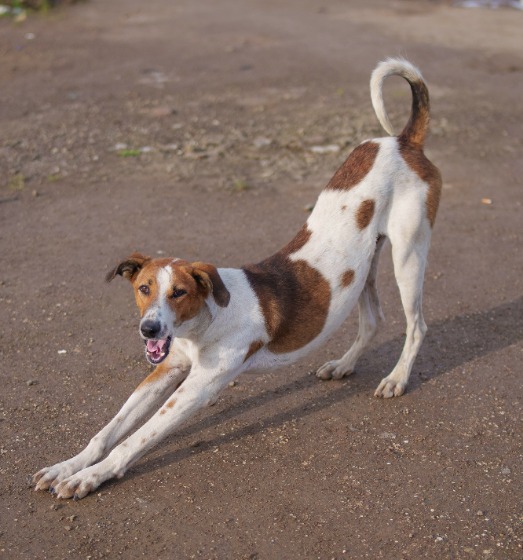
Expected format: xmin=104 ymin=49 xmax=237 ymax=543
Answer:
xmin=253 ymin=137 xmax=272 ymax=148
xmin=310 ymin=144 xmax=340 ymax=154
xmin=379 ymin=432 xmax=396 ymax=440
xmin=26 ymin=379 xmax=38 ymax=386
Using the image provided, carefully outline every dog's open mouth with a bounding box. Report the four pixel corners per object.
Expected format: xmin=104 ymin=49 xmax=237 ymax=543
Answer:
xmin=144 ymin=336 xmax=172 ymax=365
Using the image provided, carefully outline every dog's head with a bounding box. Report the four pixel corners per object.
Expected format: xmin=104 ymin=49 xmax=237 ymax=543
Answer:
xmin=106 ymin=253 xmax=230 ymax=365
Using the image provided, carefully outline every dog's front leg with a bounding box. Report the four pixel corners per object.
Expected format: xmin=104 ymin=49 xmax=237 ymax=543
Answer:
xmin=33 ymin=358 xmax=189 ymax=493
xmin=52 ymin=361 xmax=242 ymax=500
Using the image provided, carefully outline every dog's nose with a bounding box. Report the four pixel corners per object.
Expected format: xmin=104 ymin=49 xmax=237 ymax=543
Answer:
xmin=140 ymin=319 xmax=161 ymax=338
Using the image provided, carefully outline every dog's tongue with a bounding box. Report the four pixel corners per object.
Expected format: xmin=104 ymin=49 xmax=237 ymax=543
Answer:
xmin=146 ymin=339 xmax=167 ymax=355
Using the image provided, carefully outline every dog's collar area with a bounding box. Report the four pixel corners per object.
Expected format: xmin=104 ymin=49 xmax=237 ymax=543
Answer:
xmin=144 ymin=336 xmax=172 ymax=364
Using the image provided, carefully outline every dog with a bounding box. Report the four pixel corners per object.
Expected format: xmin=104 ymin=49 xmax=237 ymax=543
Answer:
xmin=33 ymin=58 xmax=441 ymax=500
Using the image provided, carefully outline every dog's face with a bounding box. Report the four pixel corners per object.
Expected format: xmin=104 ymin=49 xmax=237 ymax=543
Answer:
xmin=107 ymin=254 xmax=230 ymax=364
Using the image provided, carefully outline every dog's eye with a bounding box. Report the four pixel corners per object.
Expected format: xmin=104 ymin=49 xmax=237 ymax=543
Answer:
xmin=138 ymin=285 xmax=150 ymax=296
xmin=171 ymin=288 xmax=187 ymax=299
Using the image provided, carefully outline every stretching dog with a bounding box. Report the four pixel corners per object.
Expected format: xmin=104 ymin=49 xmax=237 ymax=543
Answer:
xmin=34 ymin=58 xmax=441 ymax=500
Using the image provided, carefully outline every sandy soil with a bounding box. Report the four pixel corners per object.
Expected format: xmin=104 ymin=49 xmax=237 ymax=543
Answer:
xmin=0 ymin=0 xmax=522 ymax=558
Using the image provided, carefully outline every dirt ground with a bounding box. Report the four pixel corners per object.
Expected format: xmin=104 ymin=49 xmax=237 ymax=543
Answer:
xmin=0 ymin=0 xmax=522 ymax=558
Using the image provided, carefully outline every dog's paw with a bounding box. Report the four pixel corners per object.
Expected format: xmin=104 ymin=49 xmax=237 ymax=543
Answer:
xmin=53 ymin=467 xmax=104 ymax=500
xmin=33 ymin=461 xmax=78 ymax=492
xmin=316 ymin=360 xmax=354 ymax=381
xmin=374 ymin=377 xmax=406 ymax=398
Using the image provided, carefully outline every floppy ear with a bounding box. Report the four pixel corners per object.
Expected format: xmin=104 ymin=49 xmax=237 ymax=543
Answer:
xmin=106 ymin=253 xmax=151 ymax=283
xmin=191 ymin=262 xmax=230 ymax=308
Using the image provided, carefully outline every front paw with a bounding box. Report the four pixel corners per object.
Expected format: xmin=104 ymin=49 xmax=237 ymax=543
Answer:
xmin=53 ymin=460 xmax=120 ymax=500
xmin=53 ymin=467 xmax=103 ymax=500
xmin=33 ymin=461 xmax=77 ymax=492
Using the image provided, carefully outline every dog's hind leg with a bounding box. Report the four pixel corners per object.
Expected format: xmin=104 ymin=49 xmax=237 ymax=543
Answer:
xmin=374 ymin=223 xmax=430 ymax=398
xmin=317 ymin=235 xmax=386 ymax=380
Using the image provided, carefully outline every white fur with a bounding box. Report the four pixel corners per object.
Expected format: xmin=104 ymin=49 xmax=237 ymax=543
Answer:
xmin=34 ymin=59 xmax=438 ymax=499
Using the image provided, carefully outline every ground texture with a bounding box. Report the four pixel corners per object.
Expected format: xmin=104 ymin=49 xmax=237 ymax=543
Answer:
xmin=0 ymin=1 xmax=522 ymax=558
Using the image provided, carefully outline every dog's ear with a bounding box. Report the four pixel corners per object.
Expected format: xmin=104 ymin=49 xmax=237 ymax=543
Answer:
xmin=106 ymin=253 xmax=151 ymax=283
xmin=191 ymin=262 xmax=230 ymax=308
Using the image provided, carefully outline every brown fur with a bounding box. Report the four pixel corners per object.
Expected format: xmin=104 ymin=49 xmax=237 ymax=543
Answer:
xmin=400 ymin=79 xmax=430 ymax=148
xmin=166 ymin=265 xmax=209 ymax=324
xmin=398 ymin=136 xmax=442 ymax=227
xmin=136 ymin=361 xmax=171 ymax=389
xmin=325 ymin=141 xmax=380 ymax=191
xmin=243 ymin=340 xmax=264 ymax=363
xmin=281 ymin=224 xmax=312 ymax=254
xmin=340 ymin=269 xmax=355 ymax=288
xmin=243 ymin=256 xmax=331 ymax=354
xmin=356 ymin=199 xmax=375 ymax=230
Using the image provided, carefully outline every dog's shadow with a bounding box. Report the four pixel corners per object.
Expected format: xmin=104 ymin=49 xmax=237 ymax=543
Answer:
xmin=127 ymin=296 xmax=522 ymax=480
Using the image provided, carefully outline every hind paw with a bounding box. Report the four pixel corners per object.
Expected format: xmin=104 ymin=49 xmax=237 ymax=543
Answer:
xmin=316 ymin=360 xmax=354 ymax=381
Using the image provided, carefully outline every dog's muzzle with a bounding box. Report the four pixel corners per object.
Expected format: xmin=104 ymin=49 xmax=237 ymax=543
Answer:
xmin=140 ymin=319 xmax=171 ymax=364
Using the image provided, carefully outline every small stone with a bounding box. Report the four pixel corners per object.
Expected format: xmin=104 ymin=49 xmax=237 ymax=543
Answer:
xmin=228 ymin=381 xmax=237 ymax=387
xmin=64 ymin=525 xmax=72 ymax=531
xmin=501 ymin=467 xmax=511 ymax=475
xmin=310 ymin=144 xmax=340 ymax=154
xmin=67 ymin=515 xmax=76 ymax=522
xmin=476 ymin=510 xmax=484 ymax=516
xmin=26 ymin=379 xmax=38 ymax=386
xmin=253 ymin=137 xmax=272 ymax=149
xmin=379 ymin=432 xmax=396 ymax=440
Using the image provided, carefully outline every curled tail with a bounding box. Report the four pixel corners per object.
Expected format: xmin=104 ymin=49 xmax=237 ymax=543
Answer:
xmin=370 ymin=58 xmax=430 ymax=147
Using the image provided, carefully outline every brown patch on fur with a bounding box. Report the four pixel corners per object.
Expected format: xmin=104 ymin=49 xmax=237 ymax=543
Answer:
xmin=243 ymin=340 xmax=264 ymax=363
xmin=141 ymin=438 xmax=147 ymax=444
xmin=325 ymin=142 xmax=380 ymax=191
xmin=281 ymin=224 xmax=312 ymax=255
xmin=340 ymin=269 xmax=355 ymax=288
xmin=191 ymin=262 xmax=230 ymax=307
xmin=243 ymin=254 xmax=331 ymax=354
xmin=398 ymin=137 xmax=442 ymax=227
xmin=356 ymin=199 xmax=375 ymax=230
xmin=177 ymin=386 xmax=185 ymax=393
xmin=167 ymin=265 xmax=209 ymax=323
xmin=401 ymin=80 xmax=430 ymax=147
xmin=137 ymin=362 xmax=171 ymax=390
xmin=159 ymin=408 xmax=166 ymax=415
xmin=166 ymin=399 xmax=177 ymax=408
xmin=341 ymin=205 xmax=347 ymax=211
xmin=106 ymin=252 xmax=151 ymax=282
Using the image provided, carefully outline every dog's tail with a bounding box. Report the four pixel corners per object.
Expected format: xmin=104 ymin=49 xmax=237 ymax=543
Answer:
xmin=370 ymin=58 xmax=430 ymax=147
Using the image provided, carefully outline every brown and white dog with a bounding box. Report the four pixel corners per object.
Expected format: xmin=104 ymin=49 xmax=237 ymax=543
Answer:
xmin=33 ymin=58 xmax=441 ymax=500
